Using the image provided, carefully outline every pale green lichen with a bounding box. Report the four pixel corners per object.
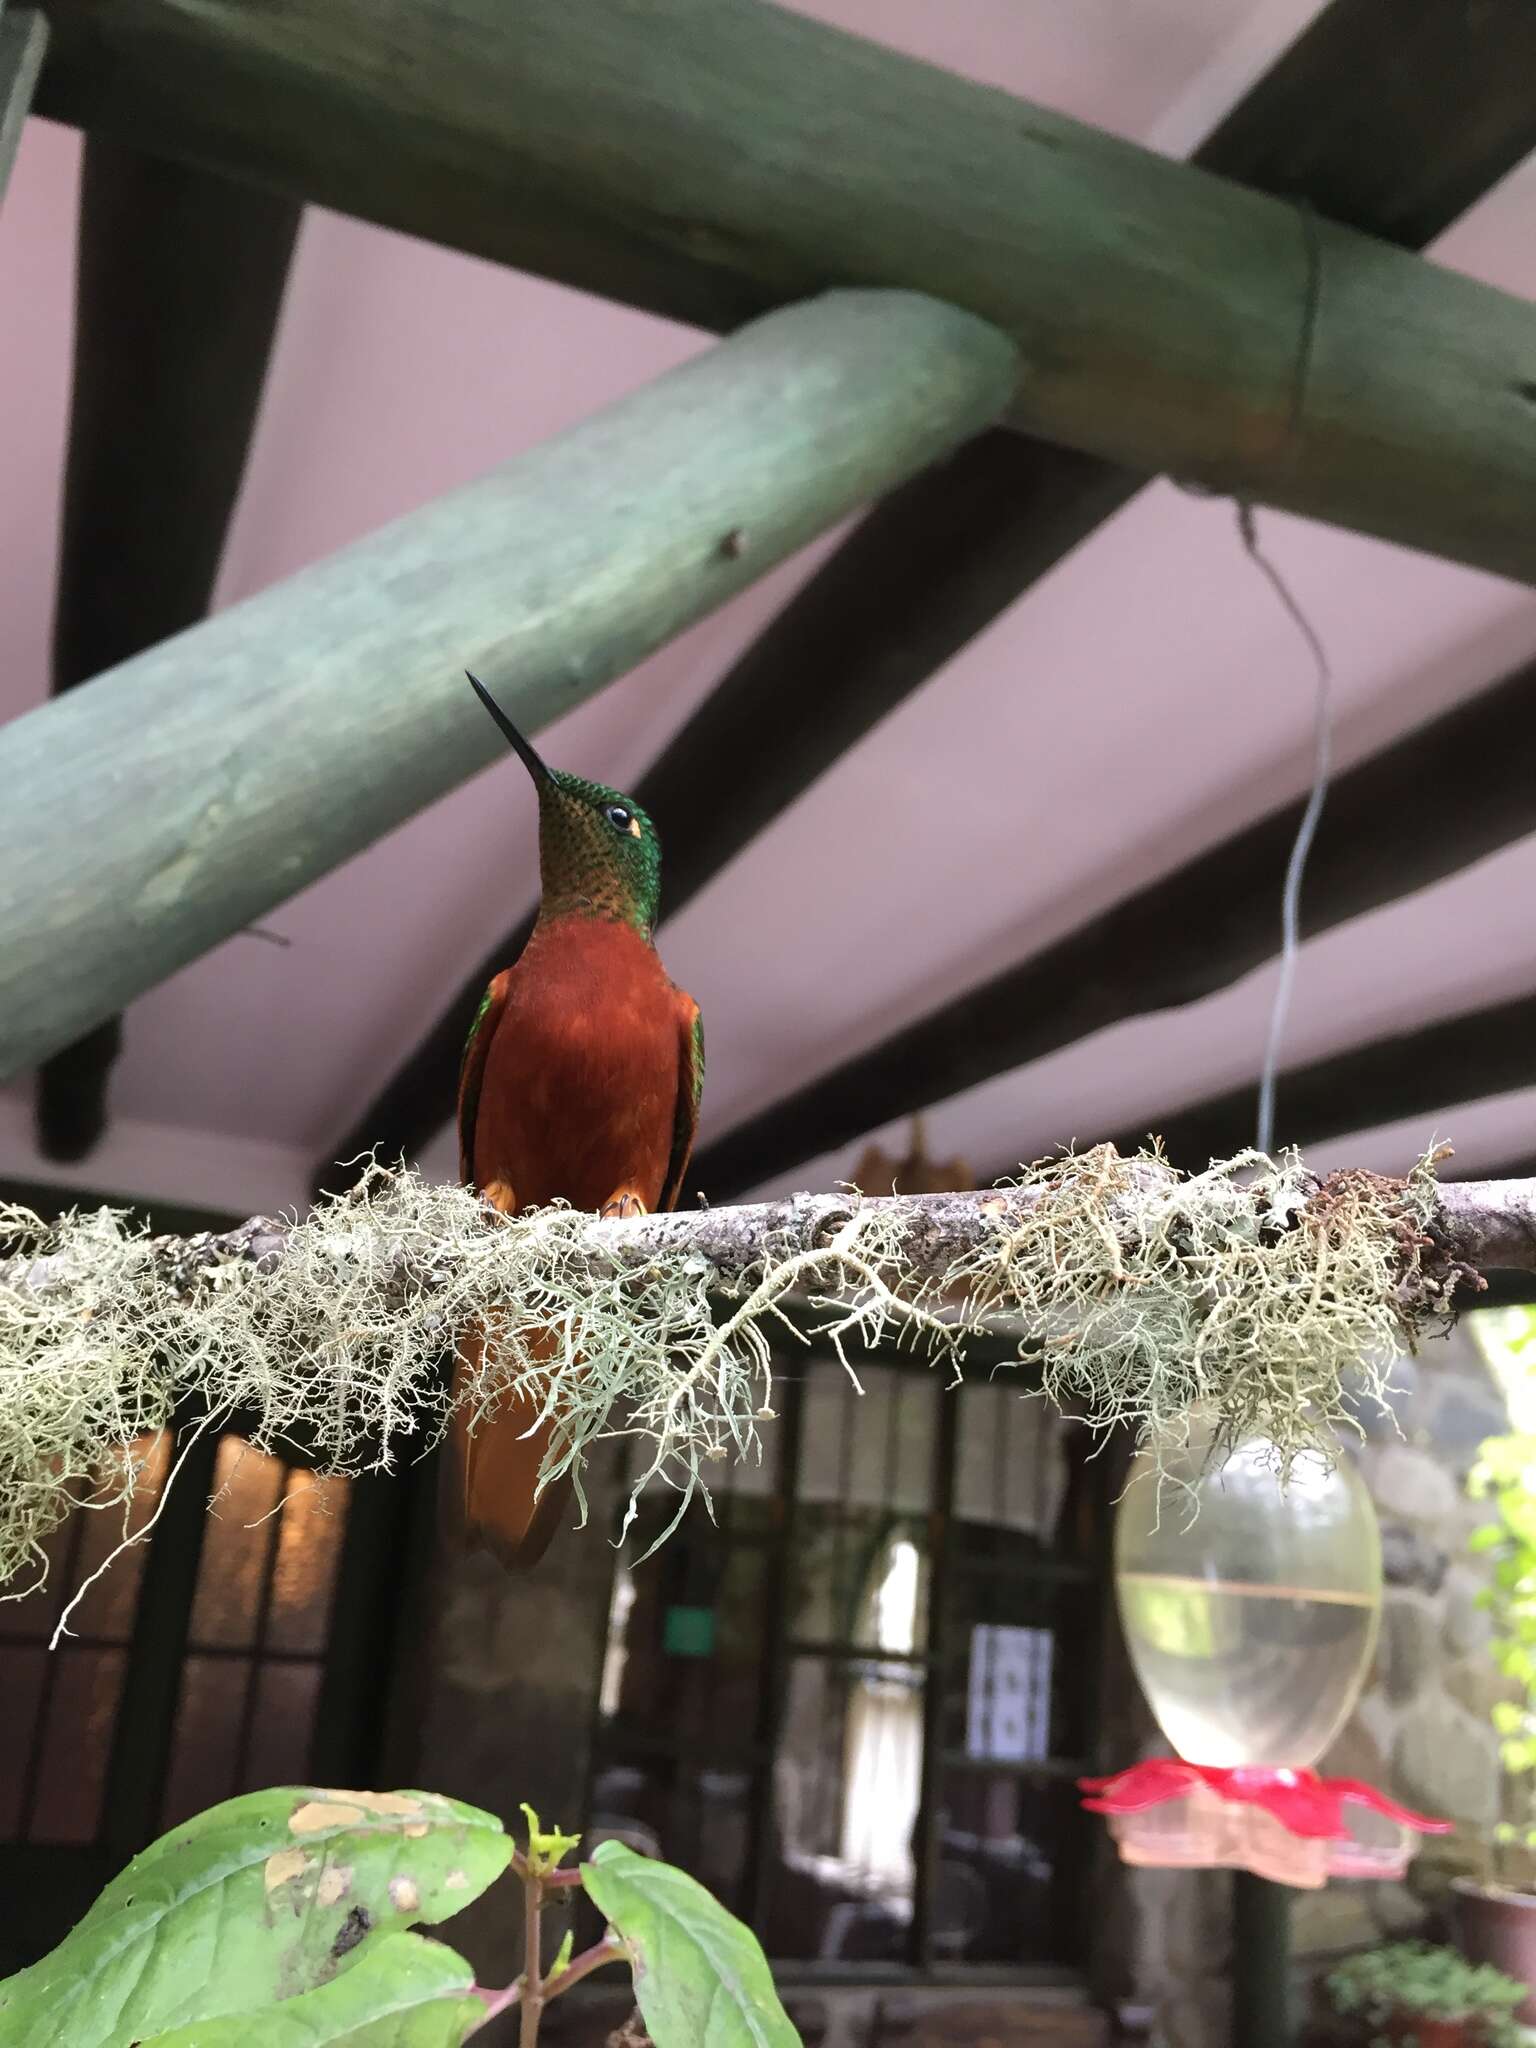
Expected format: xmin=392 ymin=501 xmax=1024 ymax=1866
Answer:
xmin=0 ymin=1147 xmax=1443 ymax=1602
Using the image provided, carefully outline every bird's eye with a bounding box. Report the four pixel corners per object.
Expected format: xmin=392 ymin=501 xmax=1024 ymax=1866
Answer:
xmin=605 ymin=804 xmax=632 ymax=832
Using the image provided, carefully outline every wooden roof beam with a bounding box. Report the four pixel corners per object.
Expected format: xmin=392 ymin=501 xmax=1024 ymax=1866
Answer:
xmin=693 ymin=653 xmax=1536 ymax=1198
xmin=34 ymin=145 xmax=301 ymax=1163
xmin=29 ymin=0 xmax=1536 ymax=584
xmin=0 ymin=292 xmax=1019 ymax=1081
xmin=312 ymin=0 xmax=1536 ymax=1193
xmin=1107 ymin=990 xmax=1536 ymax=1179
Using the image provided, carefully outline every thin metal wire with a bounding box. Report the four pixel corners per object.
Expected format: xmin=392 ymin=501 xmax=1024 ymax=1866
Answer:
xmin=1241 ymin=501 xmax=1334 ymax=1157
xmin=1246 ymin=198 xmax=1331 ymax=1158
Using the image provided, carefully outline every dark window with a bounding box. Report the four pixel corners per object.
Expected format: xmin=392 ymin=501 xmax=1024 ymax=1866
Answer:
xmin=0 ymin=1414 xmax=410 ymax=1980
xmin=159 ymin=1437 xmax=351 ymax=1828
xmin=588 ymin=1350 xmax=1107 ymax=1974
xmin=0 ymin=1432 xmax=170 ymax=1847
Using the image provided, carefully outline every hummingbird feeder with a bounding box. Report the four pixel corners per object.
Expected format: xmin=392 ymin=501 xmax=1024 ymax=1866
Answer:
xmin=1080 ymin=1418 xmax=1448 ymax=1888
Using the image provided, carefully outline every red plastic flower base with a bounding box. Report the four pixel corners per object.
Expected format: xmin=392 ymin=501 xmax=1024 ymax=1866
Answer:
xmin=1079 ymin=1760 xmax=1449 ymax=1888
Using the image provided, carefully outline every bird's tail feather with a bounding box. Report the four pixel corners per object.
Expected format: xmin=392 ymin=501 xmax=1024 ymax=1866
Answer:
xmin=446 ymin=1320 xmax=574 ymax=1572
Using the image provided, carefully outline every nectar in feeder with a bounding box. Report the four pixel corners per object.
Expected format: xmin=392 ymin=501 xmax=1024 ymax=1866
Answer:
xmin=1081 ymin=1418 xmax=1447 ymax=1885
xmin=1116 ymin=1428 xmax=1380 ymax=1768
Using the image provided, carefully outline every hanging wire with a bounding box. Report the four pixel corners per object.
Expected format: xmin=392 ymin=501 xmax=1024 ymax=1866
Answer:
xmin=1239 ymin=505 xmax=1334 ymax=1156
xmin=1227 ymin=200 xmax=1334 ymax=1157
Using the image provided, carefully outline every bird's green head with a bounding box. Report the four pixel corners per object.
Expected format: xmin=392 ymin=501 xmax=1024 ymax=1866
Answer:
xmin=466 ymin=670 xmax=662 ymax=936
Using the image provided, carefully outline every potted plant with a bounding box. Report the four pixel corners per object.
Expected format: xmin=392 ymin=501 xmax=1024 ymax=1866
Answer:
xmin=1325 ymin=1941 xmax=1525 ymax=2046
xmin=1454 ymin=1391 xmax=1536 ymax=2017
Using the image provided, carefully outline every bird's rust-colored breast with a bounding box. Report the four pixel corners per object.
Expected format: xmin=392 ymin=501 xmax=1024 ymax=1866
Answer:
xmin=473 ymin=913 xmax=687 ymax=1214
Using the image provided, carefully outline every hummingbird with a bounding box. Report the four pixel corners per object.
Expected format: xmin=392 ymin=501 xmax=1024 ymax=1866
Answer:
xmin=449 ymin=671 xmax=705 ymax=1569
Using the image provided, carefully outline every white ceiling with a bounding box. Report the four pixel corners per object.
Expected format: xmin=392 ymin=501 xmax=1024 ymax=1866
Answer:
xmin=2 ymin=0 xmax=1535 ymax=1221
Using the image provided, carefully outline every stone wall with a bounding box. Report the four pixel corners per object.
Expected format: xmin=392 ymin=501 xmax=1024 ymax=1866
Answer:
xmin=1299 ymin=1319 xmax=1511 ymax=1954
xmin=1126 ymin=1317 xmax=1514 ymax=2046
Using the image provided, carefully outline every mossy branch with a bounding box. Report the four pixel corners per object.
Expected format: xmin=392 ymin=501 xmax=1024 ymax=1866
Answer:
xmin=0 ymin=1145 xmax=1512 ymax=1600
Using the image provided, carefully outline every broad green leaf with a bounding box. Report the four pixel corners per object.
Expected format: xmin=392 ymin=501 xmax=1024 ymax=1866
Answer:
xmin=0 ymin=1788 xmax=510 ymax=2048
xmin=581 ymin=1841 xmax=799 ymax=2048
xmin=141 ymin=1932 xmax=482 ymax=2047
xmin=1492 ymin=1700 xmax=1526 ymax=1736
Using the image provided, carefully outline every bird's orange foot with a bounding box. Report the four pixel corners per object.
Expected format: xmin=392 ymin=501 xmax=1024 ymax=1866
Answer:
xmin=600 ymin=1189 xmax=649 ymax=1220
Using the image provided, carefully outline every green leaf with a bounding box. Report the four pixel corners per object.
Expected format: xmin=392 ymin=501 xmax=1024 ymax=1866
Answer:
xmin=0 ymin=1788 xmax=511 ymax=2048
xmin=581 ymin=1841 xmax=799 ymax=2048
xmin=141 ymin=1933 xmax=482 ymax=2047
xmin=1470 ymin=1524 xmax=1507 ymax=1553
xmin=1492 ymin=1701 xmax=1526 ymax=1736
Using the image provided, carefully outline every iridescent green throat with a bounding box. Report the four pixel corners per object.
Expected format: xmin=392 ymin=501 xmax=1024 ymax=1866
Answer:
xmin=534 ymin=771 xmax=662 ymax=937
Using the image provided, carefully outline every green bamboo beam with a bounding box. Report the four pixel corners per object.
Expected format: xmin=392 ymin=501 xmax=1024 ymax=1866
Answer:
xmin=0 ymin=289 xmax=1018 ymax=1081
xmin=315 ymin=0 xmax=1536 ymax=1194
xmin=0 ymin=8 xmax=46 ymax=202
xmin=31 ymin=0 xmax=1536 ymax=584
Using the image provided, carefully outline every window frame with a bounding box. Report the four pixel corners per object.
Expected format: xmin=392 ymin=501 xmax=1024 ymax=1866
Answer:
xmin=585 ymin=1327 xmax=1115 ymax=1983
xmin=0 ymin=1175 xmax=420 ymax=1970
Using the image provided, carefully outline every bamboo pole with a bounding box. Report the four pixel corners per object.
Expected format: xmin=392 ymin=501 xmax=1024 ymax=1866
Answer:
xmin=309 ymin=0 xmax=1536 ymax=1192
xmin=31 ymin=0 xmax=1536 ymax=583
xmin=0 ymin=289 xmax=1018 ymax=1079
xmin=0 ymin=8 xmax=46 ymax=201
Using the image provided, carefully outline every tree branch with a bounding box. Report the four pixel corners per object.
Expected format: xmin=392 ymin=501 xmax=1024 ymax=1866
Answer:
xmin=1432 ymin=1178 xmax=1536 ymax=1275
xmin=4 ymin=1161 xmax=1530 ymax=1306
xmin=0 ymin=1151 xmax=1517 ymax=1592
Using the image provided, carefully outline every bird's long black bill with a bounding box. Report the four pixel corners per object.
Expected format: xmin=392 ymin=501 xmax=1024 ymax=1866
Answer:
xmin=465 ymin=669 xmax=552 ymax=786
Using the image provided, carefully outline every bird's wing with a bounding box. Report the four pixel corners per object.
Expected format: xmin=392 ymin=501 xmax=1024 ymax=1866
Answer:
xmin=456 ymin=970 xmax=512 ymax=1186
xmin=658 ymin=996 xmax=705 ymax=1214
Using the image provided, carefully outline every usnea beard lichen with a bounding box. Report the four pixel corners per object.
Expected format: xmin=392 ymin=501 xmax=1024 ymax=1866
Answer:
xmin=0 ymin=1145 xmax=1445 ymax=1609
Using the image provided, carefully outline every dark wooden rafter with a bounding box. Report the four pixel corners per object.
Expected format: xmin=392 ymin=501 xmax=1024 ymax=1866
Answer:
xmin=318 ymin=0 xmax=1536 ymax=1196
xmin=0 ymin=9 xmax=47 ymax=200
xmin=35 ymin=142 xmax=301 ymax=1161
xmin=1189 ymin=0 xmax=1536 ymax=244
xmin=1111 ymin=990 xmax=1536 ymax=1179
xmin=30 ymin=0 xmax=1536 ymax=584
xmin=693 ymin=652 xmax=1536 ymax=1197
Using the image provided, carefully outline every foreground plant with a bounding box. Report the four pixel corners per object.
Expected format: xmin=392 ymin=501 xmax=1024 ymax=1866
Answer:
xmin=0 ymin=1788 xmax=799 ymax=2048
xmin=1326 ymin=1941 xmax=1526 ymax=2046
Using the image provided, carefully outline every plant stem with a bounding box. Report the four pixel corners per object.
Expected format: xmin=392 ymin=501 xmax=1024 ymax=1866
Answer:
xmin=469 ymin=1981 xmax=522 ymax=2026
xmin=520 ymin=1862 xmax=544 ymax=2048
xmin=543 ymin=1935 xmax=625 ymax=2001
